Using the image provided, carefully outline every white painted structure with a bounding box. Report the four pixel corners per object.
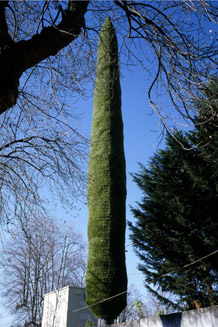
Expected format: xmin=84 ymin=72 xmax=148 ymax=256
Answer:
xmin=112 ymin=305 xmax=218 ymax=327
xmin=42 ymin=286 xmax=97 ymax=327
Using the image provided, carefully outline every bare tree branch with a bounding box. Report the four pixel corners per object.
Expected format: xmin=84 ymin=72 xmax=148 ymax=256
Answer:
xmin=0 ymin=1 xmax=89 ymax=114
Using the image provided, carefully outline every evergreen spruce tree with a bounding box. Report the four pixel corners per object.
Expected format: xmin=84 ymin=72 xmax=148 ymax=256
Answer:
xmin=85 ymin=17 xmax=127 ymax=323
xmin=129 ymin=79 xmax=218 ymax=310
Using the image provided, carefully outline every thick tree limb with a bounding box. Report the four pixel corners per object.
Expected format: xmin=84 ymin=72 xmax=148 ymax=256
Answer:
xmin=0 ymin=1 xmax=12 ymax=47
xmin=0 ymin=0 xmax=90 ymax=115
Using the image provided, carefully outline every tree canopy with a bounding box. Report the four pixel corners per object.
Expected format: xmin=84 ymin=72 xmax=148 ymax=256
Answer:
xmin=129 ymin=79 xmax=218 ymax=310
xmin=0 ymin=1 xmax=89 ymax=230
xmin=1 ymin=1 xmax=218 ymax=124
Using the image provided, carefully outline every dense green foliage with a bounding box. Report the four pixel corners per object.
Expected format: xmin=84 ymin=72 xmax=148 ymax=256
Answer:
xmin=85 ymin=17 xmax=127 ymax=321
xmin=129 ymin=80 xmax=218 ymax=310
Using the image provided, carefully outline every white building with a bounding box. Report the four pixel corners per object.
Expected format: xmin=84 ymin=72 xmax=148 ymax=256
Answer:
xmin=42 ymin=286 xmax=97 ymax=327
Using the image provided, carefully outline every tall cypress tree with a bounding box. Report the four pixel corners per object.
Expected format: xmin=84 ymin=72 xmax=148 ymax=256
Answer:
xmin=129 ymin=79 xmax=218 ymax=310
xmin=85 ymin=17 xmax=127 ymax=323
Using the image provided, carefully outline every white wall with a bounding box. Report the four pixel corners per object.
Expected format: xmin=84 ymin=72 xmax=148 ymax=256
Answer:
xmin=42 ymin=286 xmax=97 ymax=327
xmin=112 ymin=305 xmax=218 ymax=327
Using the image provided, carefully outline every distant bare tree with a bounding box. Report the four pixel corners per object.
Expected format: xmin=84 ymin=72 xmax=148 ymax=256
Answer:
xmin=0 ymin=216 xmax=87 ymax=327
xmin=118 ymin=285 xmax=175 ymax=322
xmin=118 ymin=286 xmax=152 ymax=322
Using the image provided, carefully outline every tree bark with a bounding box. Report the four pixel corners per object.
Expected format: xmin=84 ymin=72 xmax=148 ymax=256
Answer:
xmin=0 ymin=0 xmax=89 ymax=115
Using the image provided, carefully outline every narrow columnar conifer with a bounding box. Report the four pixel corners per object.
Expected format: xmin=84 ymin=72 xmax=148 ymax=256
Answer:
xmin=85 ymin=17 xmax=127 ymax=323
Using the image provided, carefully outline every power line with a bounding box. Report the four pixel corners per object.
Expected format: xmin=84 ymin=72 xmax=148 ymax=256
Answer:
xmin=72 ymin=290 xmax=127 ymax=313
xmin=161 ymin=248 xmax=218 ymax=277
xmin=71 ymin=248 xmax=218 ymax=314
xmin=129 ymin=248 xmax=218 ymax=278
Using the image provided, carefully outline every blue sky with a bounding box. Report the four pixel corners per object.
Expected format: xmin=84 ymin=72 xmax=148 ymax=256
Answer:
xmin=3 ymin=5 xmax=218 ymax=325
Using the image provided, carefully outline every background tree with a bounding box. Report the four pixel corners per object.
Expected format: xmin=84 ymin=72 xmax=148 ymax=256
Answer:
xmin=129 ymin=79 xmax=218 ymax=310
xmin=0 ymin=215 xmax=86 ymax=327
xmin=0 ymin=1 xmax=89 ymax=233
xmin=118 ymin=287 xmax=151 ymax=322
xmin=85 ymin=17 xmax=127 ymax=324
xmin=118 ymin=285 xmax=175 ymax=322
